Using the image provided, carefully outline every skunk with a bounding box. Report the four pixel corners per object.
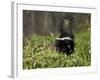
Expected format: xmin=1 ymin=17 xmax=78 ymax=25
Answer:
xmin=55 ymin=15 xmax=74 ymax=54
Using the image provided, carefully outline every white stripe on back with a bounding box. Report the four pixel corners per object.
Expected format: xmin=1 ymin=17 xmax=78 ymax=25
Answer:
xmin=56 ymin=37 xmax=72 ymax=40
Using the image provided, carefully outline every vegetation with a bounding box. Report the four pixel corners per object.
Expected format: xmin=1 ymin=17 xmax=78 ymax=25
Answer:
xmin=23 ymin=30 xmax=91 ymax=69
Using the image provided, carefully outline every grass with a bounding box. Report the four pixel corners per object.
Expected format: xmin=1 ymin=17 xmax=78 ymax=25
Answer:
xmin=23 ymin=30 xmax=91 ymax=69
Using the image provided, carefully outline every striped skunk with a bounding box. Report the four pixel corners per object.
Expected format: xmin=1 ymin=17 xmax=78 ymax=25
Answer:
xmin=55 ymin=15 xmax=74 ymax=54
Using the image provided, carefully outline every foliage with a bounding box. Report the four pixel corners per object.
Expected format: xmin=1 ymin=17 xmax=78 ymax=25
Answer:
xmin=23 ymin=31 xmax=91 ymax=69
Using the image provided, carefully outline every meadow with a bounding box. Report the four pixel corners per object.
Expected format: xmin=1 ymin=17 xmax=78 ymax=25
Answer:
xmin=23 ymin=30 xmax=91 ymax=69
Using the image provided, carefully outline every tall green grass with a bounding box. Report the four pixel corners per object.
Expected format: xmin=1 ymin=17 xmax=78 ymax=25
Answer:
xmin=23 ymin=31 xmax=91 ymax=69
